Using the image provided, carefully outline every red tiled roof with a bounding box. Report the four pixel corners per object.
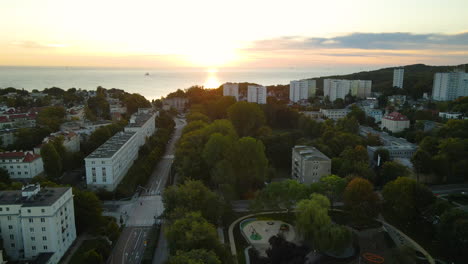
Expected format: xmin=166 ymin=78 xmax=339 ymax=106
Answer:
xmin=383 ymin=112 xmax=409 ymax=121
xmin=0 ymin=116 xmax=9 ymax=123
xmin=23 ymin=152 xmax=41 ymax=162
xmin=0 ymin=151 xmax=41 ymax=162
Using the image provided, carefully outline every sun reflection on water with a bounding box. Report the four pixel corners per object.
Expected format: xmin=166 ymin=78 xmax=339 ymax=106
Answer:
xmin=204 ymin=69 xmax=221 ymax=88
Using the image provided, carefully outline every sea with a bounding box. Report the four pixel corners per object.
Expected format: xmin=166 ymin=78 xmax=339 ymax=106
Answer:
xmin=0 ymin=66 xmax=376 ymax=100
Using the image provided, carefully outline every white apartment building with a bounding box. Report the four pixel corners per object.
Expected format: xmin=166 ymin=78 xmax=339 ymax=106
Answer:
xmin=85 ymin=131 xmax=139 ymax=191
xmin=393 ymin=68 xmax=405 ymax=88
xmin=432 ymin=71 xmax=468 ymax=101
xmin=320 ymin=108 xmax=351 ymax=120
xmin=323 ymin=79 xmax=351 ymax=102
xmin=0 ymin=151 xmax=44 ymax=179
xmin=124 ymin=108 xmax=158 ymax=147
xmin=162 ymin=97 xmax=188 ymax=112
xmin=381 ymin=112 xmax=410 ymax=133
xmin=292 ymin=146 xmax=331 ymax=184
xmin=438 ymin=112 xmax=464 ymax=119
xmin=247 ymin=85 xmax=267 ymax=104
xmin=0 ymin=129 xmax=16 ymax=147
xmin=223 ymin=83 xmax=239 ymax=101
xmin=41 ymin=131 xmax=80 ymax=153
xmin=350 ymin=80 xmax=372 ymax=98
xmin=289 ymin=79 xmax=317 ymax=103
xmin=0 ymin=185 xmax=76 ymax=263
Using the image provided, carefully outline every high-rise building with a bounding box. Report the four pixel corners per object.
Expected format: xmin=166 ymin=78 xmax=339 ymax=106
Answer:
xmin=289 ymin=79 xmax=316 ymax=102
xmin=323 ymin=79 xmax=351 ymax=102
xmin=291 ymin=146 xmax=331 ymax=184
xmin=0 ymin=185 xmax=76 ymax=263
xmin=393 ymin=68 xmax=404 ymax=88
xmin=432 ymin=71 xmax=468 ymax=101
xmin=223 ymin=83 xmax=239 ymax=101
xmin=247 ymin=85 xmax=267 ymax=104
xmin=350 ymin=80 xmax=372 ymax=98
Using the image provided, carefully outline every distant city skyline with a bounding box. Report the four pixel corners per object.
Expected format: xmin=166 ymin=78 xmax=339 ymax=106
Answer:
xmin=1 ymin=0 xmax=468 ymax=69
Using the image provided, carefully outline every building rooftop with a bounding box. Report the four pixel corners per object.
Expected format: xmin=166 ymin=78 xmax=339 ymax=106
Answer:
xmin=360 ymin=126 xmax=416 ymax=148
xmin=383 ymin=112 xmax=409 ymax=121
xmin=0 ymin=151 xmax=41 ymax=162
xmin=127 ymin=112 xmax=154 ymax=128
xmin=294 ymin=145 xmax=330 ymax=161
xmin=86 ymin=131 xmax=136 ymax=159
xmin=0 ymin=187 xmax=70 ymax=207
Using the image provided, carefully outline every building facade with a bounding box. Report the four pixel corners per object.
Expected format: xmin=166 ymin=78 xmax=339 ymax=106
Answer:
xmin=0 ymin=185 xmax=76 ymax=263
xmin=292 ymin=146 xmax=331 ymax=184
xmin=0 ymin=151 xmax=44 ymax=179
xmin=247 ymin=85 xmax=267 ymax=104
xmin=432 ymin=71 xmax=468 ymax=101
xmin=393 ymin=68 xmax=404 ymax=88
xmin=162 ymin=97 xmax=188 ymax=112
xmin=41 ymin=131 xmax=80 ymax=153
xmin=223 ymin=83 xmax=239 ymax=101
xmin=289 ymin=79 xmax=316 ymax=103
xmin=350 ymin=80 xmax=372 ymax=98
xmin=381 ymin=112 xmax=410 ymax=133
xmin=320 ymin=108 xmax=351 ymax=120
xmin=124 ymin=108 xmax=158 ymax=147
xmin=323 ymin=79 xmax=351 ymax=102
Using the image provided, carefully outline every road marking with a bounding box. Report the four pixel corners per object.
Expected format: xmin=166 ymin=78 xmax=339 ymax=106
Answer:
xmin=134 ymin=229 xmax=143 ymax=250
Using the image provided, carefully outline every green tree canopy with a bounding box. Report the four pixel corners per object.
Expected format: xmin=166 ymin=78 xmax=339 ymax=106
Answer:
xmin=40 ymin=143 xmax=62 ymax=180
xmin=343 ymin=177 xmax=379 ymax=225
xmin=379 ymin=161 xmax=411 ymax=185
xmin=167 ymin=249 xmax=221 ymax=264
xmin=227 ymin=101 xmax=265 ymax=137
xmin=37 ymin=106 xmax=66 ymax=131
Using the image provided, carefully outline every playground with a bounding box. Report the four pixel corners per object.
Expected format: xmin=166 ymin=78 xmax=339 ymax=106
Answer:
xmin=240 ymin=218 xmax=296 ymax=255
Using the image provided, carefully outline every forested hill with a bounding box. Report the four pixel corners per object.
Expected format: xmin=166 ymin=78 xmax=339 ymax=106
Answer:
xmin=311 ymin=63 xmax=468 ymax=99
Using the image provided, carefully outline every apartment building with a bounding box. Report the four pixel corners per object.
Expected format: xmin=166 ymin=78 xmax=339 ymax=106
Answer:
xmin=393 ymin=68 xmax=404 ymax=88
xmin=323 ymin=79 xmax=351 ymax=102
xmin=124 ymin=108 xmax=158 ymax=147
xmin=0 ymin=185 xmax=76 ymax=263
xmin=320 ymin=108 xmax=351 ymax=120
xmin=289 ymin=79 xmax=316 ymax=103
xmin=0 ymin=129 xmax=16 ymax=147
xmin=162 ymin=97 xmax=188 ymax=111
xmin=0 ymin=151 xmax=44 ymax=179
xmin=381 ymin=112 xmax=410 ymax=133
xmin=247 ymin=85 xmax=267 ymax=104
xmin=432 ymin=70 xmax=468 ymax=101
xmin=41 ymin=131 xmax=80 ymax=153
xmin=350 ymin=80 xmax=372 ymax=98
xmin=292 ymin=146 xmax=331 ymax=184
xmin=223 ymin=83 xmax=239 ymax=101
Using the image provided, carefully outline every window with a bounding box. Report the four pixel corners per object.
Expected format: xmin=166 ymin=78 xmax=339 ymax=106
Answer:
xmin=103 ymin=176 xmax=106 ymax=182
xmin=32 ymin=246 xmax=36 ymax=250
xmin=31 ymin=237 xmax=35 ymax=241
xmin=40 ymin=218 xmax=45 ymax=223
xmin=11 ymin=243 xmax=15 ymax=248
xmin=9 ymin=166 xmax=13 ymax=168
xmin=24 ymin=165 xmax=27 ymax=168
xmin=25 ymin=171 xmax=28 ymax=175
xmin=7 ymin=216 xmax=11 ymax=220
xmin=6 ymin=207 xmax=9 ymax=211
xmin=16 ymin=165 xmax=20 ymax=168
xmin=92 ymin=161 xmax=95 ymax=164
xmin=9 ymin=234 xmax=14 ymax=239
xmin=8 ymin=225 xmax=12 ymax=230
xmin=41 ymin=209 xmax=45 ymax=213
xmin=27 ymin=209 xmax=31 ymax=213
xmin=42 ymin=227 xmax=46 ymax=232
xmin=92 ymin=175 xmax=96 ymax=182
xmin=18 ymin=172 xmax=21 ymax=175
xmin=101 ymin=161 xmax=105 ymax=164
xmin=0 ymin=208 xmax=2 ymax=211
xmin=42 ymin=236 xmax=47 ymax=241
xmin=43 ymin=245 xmax=48 ymax=250
xmin=29 ymin=218 xmax=33 ymax=223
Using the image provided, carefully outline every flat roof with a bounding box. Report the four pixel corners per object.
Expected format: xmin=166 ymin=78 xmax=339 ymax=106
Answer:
xmin=0 ymin=187 xmax=70 ymax=207
xmin=127 ymin=112 xmax=154 ymax=128
xmin=294 ymin=145 xmax=330 ymax=161
xmin=86 ymin=131 xmax=136 ymax=159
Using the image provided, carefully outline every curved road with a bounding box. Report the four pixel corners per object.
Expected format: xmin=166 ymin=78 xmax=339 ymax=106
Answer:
xmin=108 ymin=117 xmax=185 ymax=264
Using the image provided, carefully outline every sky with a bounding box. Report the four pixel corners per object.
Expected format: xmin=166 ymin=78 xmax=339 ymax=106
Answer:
xmin=1 ymin=0 xmax=468 ymax=69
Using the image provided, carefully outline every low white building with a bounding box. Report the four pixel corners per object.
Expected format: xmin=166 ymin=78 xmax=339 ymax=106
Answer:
xmin=320 ymin=108 xmax=351 ymax=120
xmin=0 ymin=184 xmax=76 ymax=263
xmin=0 ymin=151 xmax=44 ymax=179
xmin=292 ymin=146 xmax=331 ymax=184
xmin=438 ymin=112 xmax=463 ymax=119
xmin=381 ymin=112 xmax=410 ymax=133
xmin=124 ymin=108 xmax=158 ymax=147
xmin=223 ymin=83 xmax=239 ymax=101
xmin=0 ymin=129 xmax=16 ymax=147
xmin=85 ymin=131 xmax=139 ymax=191
xmin=247 ymin=85 xmax=267 ymax=104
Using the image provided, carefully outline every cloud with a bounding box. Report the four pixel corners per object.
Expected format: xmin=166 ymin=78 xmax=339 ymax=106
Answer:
xmin=248 ymin=32 xmax=468 ymax=51
xmin=11 ymin=41 xmax=68 ymax=49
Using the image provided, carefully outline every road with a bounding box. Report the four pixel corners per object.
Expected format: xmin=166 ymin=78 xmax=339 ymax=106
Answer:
xmin=107 ymin=117 xmax=186 ymax=264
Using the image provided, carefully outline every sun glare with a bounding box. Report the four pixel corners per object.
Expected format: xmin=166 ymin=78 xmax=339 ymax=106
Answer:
xmin=204 ymin=73 xmax=221 ymax=88
xmin=183 ymin=43 xmax=238 ymax=68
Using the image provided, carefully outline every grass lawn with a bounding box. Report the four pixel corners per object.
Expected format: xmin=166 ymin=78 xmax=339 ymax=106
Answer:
xmin=69 ymin=239 xmax=104 ymax=264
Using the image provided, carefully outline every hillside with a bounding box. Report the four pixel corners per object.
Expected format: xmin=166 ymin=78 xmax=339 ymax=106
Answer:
xmin=309 ymin=63 xmax=468 ymax=99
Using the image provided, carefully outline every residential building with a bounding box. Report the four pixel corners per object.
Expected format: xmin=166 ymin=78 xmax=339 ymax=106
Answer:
xmin=0 ymin=184 xmax=76 ymax=263
xmin=291 ymin=146 xmax=331 ymax=184
xmin=350 ymin=80 xmax=372 ymax=98
xmin=66 ymin=106 xmax=85 ymax=121
xmin=162 ymin=97 xmax=188 ymax=112
xmin=84 ymin=131 xmax=139 ymax=191
xmin=289 ymin=79 xmax=316 ymax=103
xmin=438 ymin=112 xmax=464 ymax=119
xmin=323 ymin=79 xmax=351 ymax=102
xmin=320 ymin=108 xmax=351 ymax=120
xmin=301 ymin=111 xmax=323 ymax=120
xmin=247 ymin=85 xmax=267 ymax=104
xmin=366 ymin=109 xmax=383 ymax=123
xmin=124 ymin=108 xmax=158 ymax=147
xmin=381 ymin=112 xmax=410 ymax=133
xmin=223 ymin=83 xmax=239 ymax=101
xmin=393 ymin=68 xmax=404 ymax=88
xmin=0 ymin=128 xmax=16 ymax=147
xmin=387 ymin=95 xmax=407 ymax=106
xmin=110 ymin=104 xmax=127 ymax=115
xmin=40 ymin=131 xmax=80 ymax=153
xmin=432 ymin=70 xmax=468 ymax=101
xmin=0 ymin=151 xmax=44 ymax=179
xmin=359 ymin=126 xmax=417 ymax=162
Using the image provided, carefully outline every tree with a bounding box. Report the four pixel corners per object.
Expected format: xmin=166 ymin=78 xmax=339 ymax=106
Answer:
xmin=252 ymin=180 xmax=309 ymax=211
xmin=336 ymin=116 xmax=359 ymax=134
xmin=187 ymin=112 xmax=210 ymax=123
xmin=165 ymin=212 xmax=222 ymax=254
xmin=437 ymin=209 xmax=468 ymax=262
xmin=382 ymin=177 xmax=435 ymax=226
xmin=227 ymin=101 xmax=265 ymax=137
xmin=379 ymin=161 xmax=411 ymax=185
xmin=343 ymin=177 xmax=379 ymax=225
xmin=373 ymin=148 xmax=390 ymax=166
xmin=319 ymin=174 xmax=347 ymax=207
xmin=0 ymin=168 xmax=11 ymax=185
xmin=82 ymin=249 xmax=104 ymax=264
xmin=167 ymin=249 xmax=221 ymax=264
xmin=87 ymin=96 xmax=110 ymax=120
xmin=36 ymin=106 xmax=66 ymax=131
xmin=163 ymin=180 xmax=224 ymax=224
xmin=123 ymin=93 xmax=151 ymax=115
xmin=411 ymin=150 xmax=432 ymax=179
xmin=40 ymin=143 xmax=62 ymax=179
xmin=73 ymin=188 xmax=104 ymax=233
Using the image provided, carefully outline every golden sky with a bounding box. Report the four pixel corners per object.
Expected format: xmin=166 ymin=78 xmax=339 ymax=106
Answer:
xmin=1 ymin=0 xmax=468 ymax=68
